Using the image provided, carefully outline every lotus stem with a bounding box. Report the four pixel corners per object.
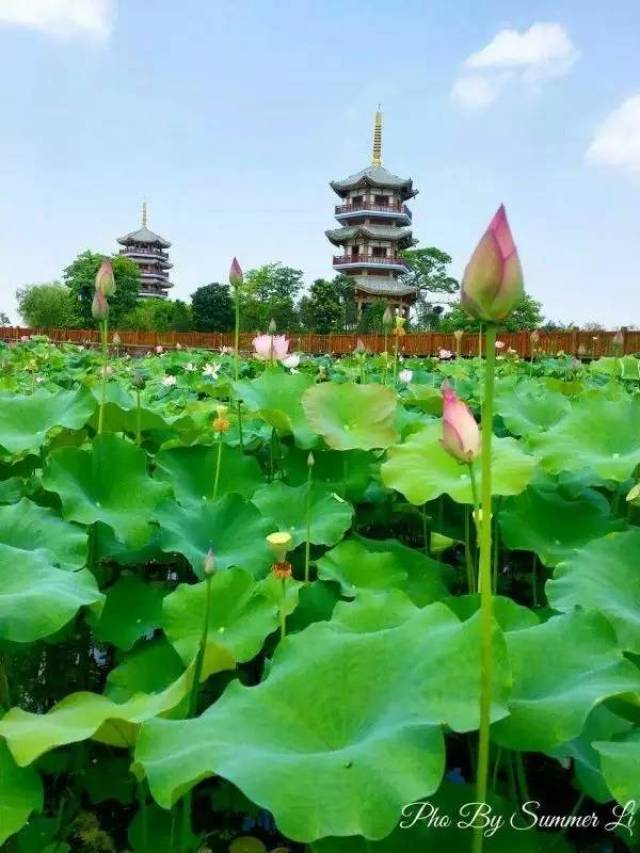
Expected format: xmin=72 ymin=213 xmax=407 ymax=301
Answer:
xmin=304 ymin=464 xmax=313 ymax=583
xmin=135 ymin=389 xmax=142 ymax=447
xmin=137 ymin=777 xmax=149 ymax=853
xmin=213 ymin=435 xmax=223 ymax=500
xmin=97 ymin=319 xmax=108 ymax=435
xmin=0 ymin=652 xmax=10 ymax=711
xmin=472 ymin=322 xmax=497 ymax=853
xmin=280 ymin=577 xmax=287 ymax=639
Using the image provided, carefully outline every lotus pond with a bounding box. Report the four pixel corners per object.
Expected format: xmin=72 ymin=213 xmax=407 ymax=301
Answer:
xmin=0 ymin=336 xmax=639 ymax=852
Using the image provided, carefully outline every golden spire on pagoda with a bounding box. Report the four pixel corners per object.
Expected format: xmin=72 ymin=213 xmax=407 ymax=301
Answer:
xmin=371 ymin=106 xmax=383 ymax=167
xmin=142 ymin=200 xmax=148 ymax=228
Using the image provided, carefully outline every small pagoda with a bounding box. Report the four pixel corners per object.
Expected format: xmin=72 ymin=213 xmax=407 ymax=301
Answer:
xmin=326 ymin=109 xmax=418 ymax=318
xmin=117 ymin=203 xmax=174 ymax=298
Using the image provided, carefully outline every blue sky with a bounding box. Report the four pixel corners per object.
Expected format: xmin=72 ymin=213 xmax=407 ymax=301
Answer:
xmin=0 ymin=0 xmax=639 ymax=326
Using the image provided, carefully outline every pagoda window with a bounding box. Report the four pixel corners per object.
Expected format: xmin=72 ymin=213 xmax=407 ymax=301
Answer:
xmin=374 ymin=195 xmax=388 ymax=206
xmin=372 ymin=246 xmax=386 ymax=258
xmin=352 ymin=195 xmax=363 ymax=206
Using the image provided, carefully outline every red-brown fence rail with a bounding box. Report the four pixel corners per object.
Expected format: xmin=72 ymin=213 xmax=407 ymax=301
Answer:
xmin=1 ymin=327 xmax=639 ymax=358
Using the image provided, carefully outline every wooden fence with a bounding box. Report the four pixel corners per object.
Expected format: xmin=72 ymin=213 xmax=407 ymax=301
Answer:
xmin=1 ymin=326 xmax=639 ymax=358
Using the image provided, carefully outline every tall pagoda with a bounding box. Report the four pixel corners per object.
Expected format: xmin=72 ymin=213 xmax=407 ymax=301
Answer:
xmin=117 ymin=203 xmax=174 ymax=298
xmin=326 ymin=109 xmax=418 ymax=318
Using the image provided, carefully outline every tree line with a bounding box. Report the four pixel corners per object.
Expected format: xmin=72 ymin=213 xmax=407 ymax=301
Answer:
xmin=15 ymin=248 xmax=545 ymax=333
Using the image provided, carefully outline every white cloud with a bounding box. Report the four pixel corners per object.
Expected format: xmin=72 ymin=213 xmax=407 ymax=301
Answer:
xmin=452 ymin=22 xmax=578 ymax=110
xmin=0 ymin=0 xmax=113 ymax=38
xmin=586 ymin=95 xmax=640 ymax=175
xmin=451 ymin=76 xmax=500 ymax=111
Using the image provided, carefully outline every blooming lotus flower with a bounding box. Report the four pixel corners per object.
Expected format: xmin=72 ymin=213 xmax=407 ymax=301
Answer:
xmin=162 ymin=375 xmax=177 ymax=387
xmin=95 ymin=258 xmax=116 ymax=296
xmin=282 ymin=353 xmax=300 ymax=370
xmin=229 ymin=257 xmax=243 ymax=285
xmin=155 ymin=345 xmax=164 ymax=354
xmin=252 ymin=334 xmax=289 ymax=362
xmin=91 ymin=290 xmax=109 ymax=321
xmin=202 ymin=362 xmax=220 ymax=378
xmin=439 ymin=348 xmax=453 ymax=360
xmin=461 ymin=205 xmax=523 ymax=322
xmin=441 ymin=383 xmax=481 ymax=463
xmin=495 ymin=340 xmax=505 ymax=350
xmin=176 ymin=342 xmax=182 ymax=350
xmin=220 ymin=345 xmax=234 ymax=355
xmin=398 ymin=368 xmax=413 ymax=383
xmin=184 ymin=362 xmax=195 ymax=372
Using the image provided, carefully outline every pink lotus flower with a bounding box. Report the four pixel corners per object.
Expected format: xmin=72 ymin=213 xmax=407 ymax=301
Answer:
xmin=229 ymin=257 xmax=243 ymax=285
xmin=439 ymin=348 xmax=453 ymax=360
xmin=95 ymin=259 xmax=116 ymax=297
xmin=441 ymin=383 xmax=481 ymax=463
xmin=155 ymin=345 xmax=164 ymax=354
xmin=282 ymin=353 xmax=300 ymax=370
xmin=495 ymin=340 xmax=505 ymax=350
xmin=462 ymin=205 xmax=523 ymax=322
xmin=252 ymin=334 xmax=289 ymax=362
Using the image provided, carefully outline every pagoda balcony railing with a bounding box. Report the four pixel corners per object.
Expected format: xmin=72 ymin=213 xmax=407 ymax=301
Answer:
xmin=335 ymin=201 xmax=410 ymax=215
xmin=119 ymin=247 xmax=169 ymax=260
xmin=333 ymin=255 xmax=408 ymax=267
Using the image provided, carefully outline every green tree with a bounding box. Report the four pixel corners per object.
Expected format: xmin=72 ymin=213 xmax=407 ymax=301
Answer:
xmin=63 ymin=251 xmax=140 ymax=327
xmin=357 ymin=302 xmax=387 ymax=334
xmin=440 ymin=293 xmax=544 ymax=332
xmin=333 ymin=274 xmax=357 ymax=330
xmin=299 ymin=279 xmax=343 ymax=333
xmin=120 ymin=299 xmax=193 ymax=332
xmin=400 ymin=247 xmax=459 ymax=327
xmin=242 ymin=263 xmax=303 ymax=331
xmin=16 ymin=282 xmax=77 ymax=328
xmin=190 ymin=283 xmax=234 ymax=332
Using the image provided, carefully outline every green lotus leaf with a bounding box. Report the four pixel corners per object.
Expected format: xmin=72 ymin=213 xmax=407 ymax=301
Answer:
xmin=591 ymin=355 xmax=640 ymax=381
xmin=0 ymin=387 xmax=95 ymax=456
xmin=594 ymin=729 xmax=640 ymax=811
xmin=88 ymin=383 xmax=175 ymax=434
xmin=382 ymin=422 xmax=535 ymax=505
xmin=547 ymin=529 xmax=640 ymax=653
xmin=404 ymin=384 xmax=442 ymax=416
xmin=0 ymin=645 xmax=232 ymax=766
xmin=105 ymin=637 xmax=186 ymax=703
xmin=0 ymin=742 xmax=43 ymax=846
xmin=302 ymin=382 xmax=398 ymax=451
xmin=529 ymin=394 xmax=640 ymax=481
xmin=163 ymin=568 xmax=279 ymax=665
xmin=551 ymin=705 xmax=633 ymax=804
xmin=316 ymin=536 xmax=449 ymax=607
xmin=42 ymin=435 xmax=171 ymax=549
xmin=500 ymin=483 xmax=625 ymax=567
xmin=0 ymin=544 xmax=102 ymax=643
xmin=233 ymin=370 xmax=317 ymax=448
xmin=153 ymin=444 xmax=264 ymax=504
xmin=252 ymin=481 xmax=354 ymax=548
xmin=90 ymin=574 xmax=165 ymax=651
xmin=128 ymin=802 xmax=198 ymax=853
xmin=137 ymin=598 xmax=510 ymax=841
xmin=495 ymin=378 xmax=570 ymax=437
xmin=0 ymin=497 xmax=87 ymax=569
xmin=282 ymin=447 xmax=374 ymax=503
xmin=442 ymin=594 xmax=540 ymax=632
xmin=155 ymin=494 xmax=274 ymax=577
xmin=492 ymin=610 xmax=640 ymax=752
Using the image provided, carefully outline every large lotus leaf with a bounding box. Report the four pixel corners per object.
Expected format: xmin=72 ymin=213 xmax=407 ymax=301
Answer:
xmin=153 ymin=444 xmax=264 ymax=504
xmin=155 ymin=494 xmax=274 ymax=577
xmin=163 ymin=568 xmax=279 ymax=665
xmin=88 ymin=383 xmax=175 ymax=434
xmin=42 ymin=435 xmax=171 ymax=549
xmin=529 ymin=394 xmax=640 ymax=481
xmin=0 ymin=742 xmax=43 ymax=846
xmin=0 ymin=645 xmax=232 ymax=766
xmin=0 ymin=387 xmax=95 ymax=456
xmin=551 ymin=705 xmax=633 ymax=804
xmin=491 ymin=610 xmax=640 ymax=752
xmin=105 ymin=637 xmax=186 ymax=703
xmin=136 ymin=598 xmax=511 ymax=841
xmin=591 ymin=355 xmax=640 ymax=381
xmin=499 ymin=484 xmax=625 ymax=567
xmin=547 ymin=529 xmax=640 ymax=653
xmin=233 ymin=370 xmax=317 ymax=447
xmin=382 ymin=422 xmax=535 ymax=505
xmin=252 ymin=482 xmax=354 ymax=548
xmin=594 ymin=729 xmax=640 ymax=811
xmin=0 ymin=497 xmax=87 ymax=569
xmin=443 ymin=594 xmax=539 ymax=633
xmin=0 ymin=544 xmax=102 ymax=643
xmin=312 ymin=782 xmax=572 ymax=852
xmin=495 ymin=378 xmax=570 ymax=437
xmin=302 ymin=382 xmax=398 ymax=451
xmin=282 ymin=447 xmax=374 ymax=503
xmin=316 ymin=536 xmax=449 ymax=607
xmin=90 ymin=574 xmax=165 ymax=651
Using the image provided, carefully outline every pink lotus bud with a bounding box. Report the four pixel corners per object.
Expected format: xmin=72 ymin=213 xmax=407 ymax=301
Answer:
xmin=441 ymin=383 xmax=481 ymax=463
xmin=203 ymin=548 xmax=215 ymax=576
xmin=252 ymin=333 xmax=289 ymax=362
xmin=229 ymin=257 xmax=243 ymax=286
xmin=91 ymin=290 xmax=109 ymax=321
xmin=461 ymin=205 xmax=523 ymax=322
xmin=95 ymin=259 xmax=116 ymax=297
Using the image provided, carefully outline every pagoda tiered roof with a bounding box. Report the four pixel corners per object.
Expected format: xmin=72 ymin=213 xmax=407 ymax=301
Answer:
xmin=350 ymin=275 xmax=417 ymax=296
xmin=117 ymin=225 xmax=171 ymax=248
xmin=325 ymin=224 xmax=416 ymax=248
xmin=330 ymin=165 xmax=417 ymax=200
